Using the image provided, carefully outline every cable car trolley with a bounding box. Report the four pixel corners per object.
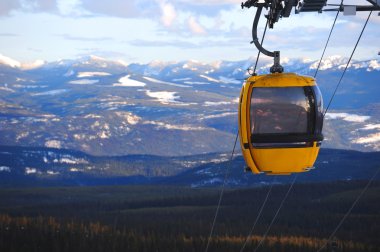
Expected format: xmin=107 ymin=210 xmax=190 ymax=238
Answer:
xmin=238 ymin=0 xmax=334 ymax=175
xmin=239 ymin=73 xmax=324 ymax=175
xmin=238 ymin=0 xmax=378 ymax=174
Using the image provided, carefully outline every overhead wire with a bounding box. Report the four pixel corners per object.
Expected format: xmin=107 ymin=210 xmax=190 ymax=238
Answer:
xmin=316 ymin=166 xmax=380 ymax=252
xmin=314 ymin=0 xmax=343 ymax=78
xmin=239 ymin=177 xmax=275 ymax=252
xmin=252 ymin=174 xmax=298 ymax=252
xmin=204 ymin=131 xmax=239 ymax=252
xmin=323 ymin=11 xmax=373 ymax=117
xmin=205 ymin=12 xmax=269 ymax=252
xmin=314 ymin=10 xmax=376 ymax=252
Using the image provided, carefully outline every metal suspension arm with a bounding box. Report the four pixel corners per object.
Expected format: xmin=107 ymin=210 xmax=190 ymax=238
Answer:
xmin=250 ymin=6 xmax=284 ymax=73
xmin=251 ymin=6 xmax=275 ymax=58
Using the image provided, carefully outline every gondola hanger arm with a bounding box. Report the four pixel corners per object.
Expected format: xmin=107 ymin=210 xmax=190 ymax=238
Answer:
xmin=242 ymin=1 xmax=284 ymax=73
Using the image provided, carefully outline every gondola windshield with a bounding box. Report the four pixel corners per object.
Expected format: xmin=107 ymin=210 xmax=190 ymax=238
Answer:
xmin=250 ymin=86 xmax=323 ymax=146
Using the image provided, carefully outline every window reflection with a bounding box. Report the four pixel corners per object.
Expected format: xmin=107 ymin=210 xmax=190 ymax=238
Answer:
xmin=251 ymin=87 xmax=310 ymax=134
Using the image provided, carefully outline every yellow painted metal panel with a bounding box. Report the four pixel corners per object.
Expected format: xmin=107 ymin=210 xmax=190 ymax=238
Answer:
xmin=246 ymin=73 xmax=315 ymax=88
xmin=238 ymin=79 xmax=260 ymax=173
xmin=250 ymin=146 xmax=320 ymax=175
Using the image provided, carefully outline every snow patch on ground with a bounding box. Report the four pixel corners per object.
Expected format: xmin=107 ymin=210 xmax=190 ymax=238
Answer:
xmin=219 ymin=76 xmax=241 ymax=84
xmin=98 ymin=131 xmax=111 ymax=139
xmin=53 ymin=157 xmax=88 ymax=165
xmin=353 ymin=133 xmax=380 ymax=151
xmin=47 ymin=170 xmax=59 ymax=175
xmin=203 ymin=101 xmax=231 ymax=106
xmin=113 ymin=75 xmax=146 ymax=87
xmin=69 ymin=79 xmax=99 ymax=85
xmin=16 ymin=132 xmax=29 ymax=142
xmin=0 ymin=86 xmax=15 ymax=92
xmin=201 ymin=112 xmax=237 ymax=120
xmin=191 ymin=178 xmax=223 ymax=188
xmin=172 ymin=77 xmax=191 ymax=81
xmin=184 ymin=81 xmax=209 ymax=85
xmin=32 ymin=89 xmax=68 ymax=96
xmin=325 ymin=112 xmax=370 ymax=123
xmin=360 ymin=124 xmax=380 ymax=130
xmin=84 ymin=114 xmax=102 ymax=119
xmin=144 ymin=121 xmax=207 ymax=131
xmin=0 ymin=166 xmax=11 ymax=172
xmin=146 ymin=90 xmax=179 ymax=104
xmin=354 ymin=133 xmax=380 ymax=144
xmin=77 ymin=72 xmax=111 ymax=78
xmin=25 ymin=167 xmax=37 ymax=174
xmin=115 ymin=111 xmax=141 ymax=125
xmin=143 ymin=76 xmax=188 ymax=87
xmin=368 ymin=60 xmax=380 ymax=71
xmin=199 ymin=75 xmax=220 ymax=83
xmin=45 ymin=140 xmax=62 ymax=149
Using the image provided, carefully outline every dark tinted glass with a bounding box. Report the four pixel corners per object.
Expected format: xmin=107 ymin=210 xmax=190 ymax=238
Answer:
xmin=250 ymin=87 xmax=311 ymax=134
xmin=312 ymin=85 xmax=324 ymax=134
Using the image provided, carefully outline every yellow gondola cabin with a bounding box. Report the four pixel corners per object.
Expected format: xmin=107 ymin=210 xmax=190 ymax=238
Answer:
xmin=238 ymin=73 xmax=324 ymax=175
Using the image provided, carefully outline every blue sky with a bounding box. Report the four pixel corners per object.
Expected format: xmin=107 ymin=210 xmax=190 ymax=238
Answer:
xmin=0 ymin=0 xmax=379 ymax=64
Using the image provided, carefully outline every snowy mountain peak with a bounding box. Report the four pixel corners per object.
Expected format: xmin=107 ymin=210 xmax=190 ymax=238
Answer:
xmin=0 ymin=54 xmax=45 ymax=69
xmin=21 ymin=59 xmax=46 ymax=70
xmin=0 ymin=54 xmax=21 ymax=68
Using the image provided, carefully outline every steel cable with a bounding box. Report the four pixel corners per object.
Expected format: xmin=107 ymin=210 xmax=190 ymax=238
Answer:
xmin=323 ymin=11 xmax=372 ymax=117
xmin=239 ymin=177 xmax=275 ymax=252
xmin=314 ymin=0 xmax=343 ymax=78
xmin=316 ymin=166 xmax=380 ymax=252
xmin=204 ymin=131 xmax=239 ymax=252
xmin=252 ymin=174 xmax=298 ymax=252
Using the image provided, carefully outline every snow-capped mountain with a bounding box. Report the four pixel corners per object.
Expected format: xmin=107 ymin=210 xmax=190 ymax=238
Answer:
xmin=0 ymin=54 xmax=379 ymax=156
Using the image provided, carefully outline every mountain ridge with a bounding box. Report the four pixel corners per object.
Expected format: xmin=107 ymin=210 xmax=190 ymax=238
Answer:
xmin=0 ymin=145 xmax=379 ymax=188
xmin=1 ymin=54 xmax=379 ymax=156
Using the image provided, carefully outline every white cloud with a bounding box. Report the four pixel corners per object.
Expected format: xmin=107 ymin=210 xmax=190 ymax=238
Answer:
xmin=19 ymin=0 xmax=57 ymax=13
xmin=159 ymin=0 xmax=176 ymax=27
xmin=57 ymin=0 xmax=85 ymax=16
xmin=0 ymin=0 xmax=21 ymax=15
xmin=188 ymin=16 xmax=206 ymax=35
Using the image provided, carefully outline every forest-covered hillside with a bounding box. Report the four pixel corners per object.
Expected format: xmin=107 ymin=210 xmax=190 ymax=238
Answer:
xmin=0 ymin=181 xmax=379 ymax=251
